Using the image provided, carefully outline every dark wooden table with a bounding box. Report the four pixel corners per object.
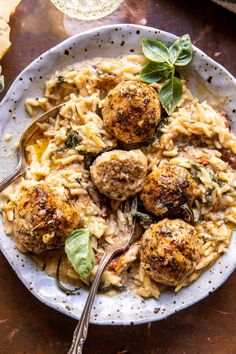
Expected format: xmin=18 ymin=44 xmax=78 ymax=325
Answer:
xmin=1 ymin=1 xmax=236 ymax=353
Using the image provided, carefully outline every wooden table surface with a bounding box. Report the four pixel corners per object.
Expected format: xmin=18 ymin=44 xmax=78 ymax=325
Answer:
xmin=1 ymin=1 xmax=236 ymax=353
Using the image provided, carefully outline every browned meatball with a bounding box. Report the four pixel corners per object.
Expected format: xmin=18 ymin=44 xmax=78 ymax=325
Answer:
xmin=140 ymin=219 xmax=202 ymax=286
xmin=93 ymin=70 xmax=122 ymax=99
xmin=14 ymin=184 xmax=79 ymax=254
xmin=90 ymin=149 xmax=147 ymax=200
xmin=140 ymin=164 xmax=197 ymax=217
xmin=102 ymin=80 xmax=161 ymax=144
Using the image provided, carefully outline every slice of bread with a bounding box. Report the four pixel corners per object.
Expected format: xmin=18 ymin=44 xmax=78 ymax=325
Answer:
xmin=0 ymin=0 xmax=21 ymax=60
xmin=211 ymin=0 xmax=236 ymax=13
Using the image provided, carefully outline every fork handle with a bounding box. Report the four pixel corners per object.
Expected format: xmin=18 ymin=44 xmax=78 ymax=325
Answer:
xmin=0 ymin=161 xmax=25 ymax=193
xmin=68 ymin=252 xmax=114 ymax=354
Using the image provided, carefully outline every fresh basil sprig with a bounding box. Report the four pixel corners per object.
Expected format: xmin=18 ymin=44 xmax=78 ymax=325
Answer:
xmin=65 ymin=228 xmax=95 ymax=282
xmin=168 ymin=35 xmax=192 ymax=66
xmin=159 ymin=77 xmax=182 ymax=115
xmin=140 ymin=34 xmax=192 ymax=115
xmin=140 ymin=61 xmax=170 ymax=84
xmin=142 ymin=38 xmax=170 ymax=63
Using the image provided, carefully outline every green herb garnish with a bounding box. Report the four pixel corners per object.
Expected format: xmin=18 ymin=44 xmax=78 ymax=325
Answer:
xmin=99 ymin=284 xmax=127 ymax=293
xmin=205 ymin=188 xmax=213 ymax=203
xmin=78 ymin=151 xmax=97 ymax=170
xmin=65 ymin=228 xmax=95 ymax=282
xmin=57 ymin=75 xmax=65 ymax=84
xmin=76 ymin=177 xmax=82 ymax=185
xmin=153 ymin=116 xmax=169 ymax=142
xmin=140 ymin=34 xmax=192 ymax=115
xmin=65 ymin=131 xmax=80 ymax=149
xmin=134 ymin=211 xmax=155 ymax=228
xmin=191 ymin=163 xmax=202 ymax=172
xmin=217 ymin=180 xmax=224 ymax=187
xmin=209 ymin=170 xmax=217 ymax=182
xmin=159 ymin=76 xmax=182 ymax=115
xmin=140 ymin=61 xmax=170 ymax=83
xmin=97 ymin=68 xmax=105 ymax=76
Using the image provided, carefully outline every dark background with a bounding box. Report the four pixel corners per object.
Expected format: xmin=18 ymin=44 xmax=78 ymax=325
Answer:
xmin=0 ymin=1 xmax=236 ymax=353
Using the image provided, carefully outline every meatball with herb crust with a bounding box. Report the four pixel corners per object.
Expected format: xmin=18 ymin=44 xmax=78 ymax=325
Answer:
xmin=102 ymin=80 xmax=161 ymax=144
xmin=14 ymin=184 xmax=79 ymax=254
xmin=140 ymin=219 xmax=202 ymax=286
xmin=141 ymin=164 xmax=197 ymax=217
xmin=90 ymin=149 xmax=147 ymax=200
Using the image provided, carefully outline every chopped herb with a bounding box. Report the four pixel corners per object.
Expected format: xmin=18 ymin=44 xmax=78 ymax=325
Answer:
xmin=57 ymin=75 xmax=65 ymax=84
xmin=191 ymin=163 xmax=202 ymax=172
xmin=153 ymin=116 xmax=169 ymax=142
xmin=217 ymin=180 xmax=224 ymax=187
xmin=198 ymin=213 xmax=203 ymax=222
xmin=78 ymin=151 xmax=97 ymax=169
xmin=96 ymin=68 xmax=105 ymax=76
xmin=74 ymin=104 xmax=79 ymax=116
xmin=208 ymin=171 xmax=224 ymax=187
xmin=65 ymin=131 xmax=81 ymax=149
xmin=99 ymin=283 xmax=127 ymax=293
xmin=76 ymin=177 xmax=82 ymax=185
xmin=205 ymin=188 xmax=213 ymax=203
xmin=208 ymin=169 xmax=217 ymax=182
xmin=134 ymin=211 xmax=155 ymax=228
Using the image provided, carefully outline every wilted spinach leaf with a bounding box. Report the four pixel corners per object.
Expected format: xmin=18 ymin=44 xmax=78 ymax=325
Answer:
xmin=65 ymin=131 xmax=80 ymax=149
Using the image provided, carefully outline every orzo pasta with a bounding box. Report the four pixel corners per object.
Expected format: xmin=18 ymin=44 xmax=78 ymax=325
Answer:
xmin=1 ymin=54 xmax=236 ymax=298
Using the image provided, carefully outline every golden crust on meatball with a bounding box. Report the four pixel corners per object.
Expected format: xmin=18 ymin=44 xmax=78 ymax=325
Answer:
xmin=102 ymin=80 xmax=161 ymax=144
xmin=90 ymin=149 xmax=147 ymax=200
xmin=140 ymin=219 xmax=202 ymax=286
xmin=14 ymin=184 xmax=79 ymax=254
xmin=140 ymin=164 xmax=197 ymax=217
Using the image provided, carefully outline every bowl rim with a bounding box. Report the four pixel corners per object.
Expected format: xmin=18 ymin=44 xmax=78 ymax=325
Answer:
xmin=1 ymin=23 xmax=235 ymax=105
xmin=0 ymin=23 xmax=236 ymax=325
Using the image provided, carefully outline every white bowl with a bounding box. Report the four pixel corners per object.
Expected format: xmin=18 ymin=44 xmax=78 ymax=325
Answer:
xmin=0 ymin=24 xmax=236 ymax=325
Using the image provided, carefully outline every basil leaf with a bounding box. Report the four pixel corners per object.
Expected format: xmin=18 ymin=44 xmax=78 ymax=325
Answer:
xmin=65 ymin=228 xmax=95 ymax=281
xmin=160 ymin=76 xmax=182 ymax=115
xmin=140 ymin=62 xmax=170 ymax=83
xmin=0 ymin=75 xmax=4 ymax=93
xmin=169 ymin=34 xmax=192 ymax=66
xmin=142 ymin=38 xmax=170 ymax=63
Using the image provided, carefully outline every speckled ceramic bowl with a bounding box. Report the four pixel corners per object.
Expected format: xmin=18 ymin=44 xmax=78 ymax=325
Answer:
xmin=0 ymin=24 xmax=236 ymax=325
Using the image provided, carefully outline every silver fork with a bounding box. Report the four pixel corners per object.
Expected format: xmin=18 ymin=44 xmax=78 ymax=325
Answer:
xmin=68 ymin=197 xmax=138 ymax=354
xmin=0 ymin=104 xmax=64 ymax=193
